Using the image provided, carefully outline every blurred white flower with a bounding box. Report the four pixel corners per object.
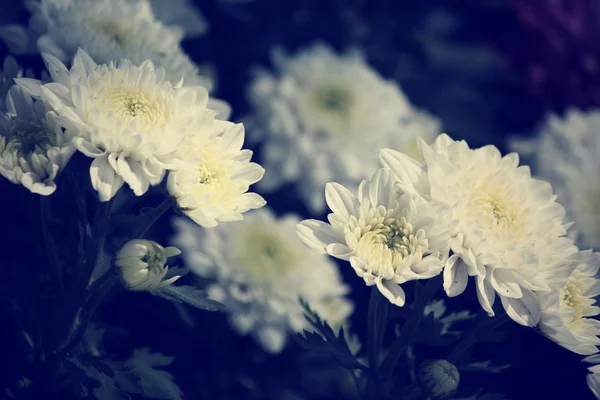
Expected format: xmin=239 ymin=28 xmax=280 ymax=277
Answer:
xmin=539 ymin=250 xmax=600 ymax=355
xmin=0 ymin=86 xmax=75 ymax=195
xmin=247 ymin=43 xmax=440 ymax=213
xmin=380 ymin=134 xmax=576 ymax=326
xmin=167 ymin=121 xmax=266 ymax=228
xmin=584 ymin=355 xmax=600 ymax=399
xmin=172 ymin=208 xmax=353 ymax=353
xmin=16 ymin=50 xmax=219 ymax=202
xmin=115 ymin=239 xmax=181 ymax=291
xmin=511 ymin=108 xmax=600 ymax=250
xmin=0 ymin=0 xmax=209 ymax=88
xmin=297 ymin=168 xmax=451 ymax=307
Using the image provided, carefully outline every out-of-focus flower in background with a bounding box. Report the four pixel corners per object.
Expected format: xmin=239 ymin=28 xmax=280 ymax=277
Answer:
xmin=297 ymin=168 xmax=451 ymax=307
xmin=0 ymin=86 xmax=75 ymax=195
xmin=0 ymin=0 xmax=211 ymax=88
xmin=511 ymin=109 xmax=600 ymax=249
xmin=115 ymin=239 xmax=182 ymax=291
xmin=381 ymin=134 xmax=576 ymax=326
xmin=246 ymin=42 xmax=440 ymax=213
xmin=172 ymin=208 xmax=353 ymax=353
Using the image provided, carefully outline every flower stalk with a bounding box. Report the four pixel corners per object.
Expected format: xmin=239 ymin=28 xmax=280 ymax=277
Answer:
xmin=379 ymin=275 xmax=442 ymax=381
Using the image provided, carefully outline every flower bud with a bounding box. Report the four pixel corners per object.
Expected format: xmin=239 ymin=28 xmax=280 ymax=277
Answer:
xmin=115 ymin=239 xmax=182 ymax=291
xmin=417 ymin=359 xmax=459 ymax=400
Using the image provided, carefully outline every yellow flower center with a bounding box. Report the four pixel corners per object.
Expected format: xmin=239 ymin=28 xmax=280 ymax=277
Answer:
xmin=233 ymin=228 xmax=301 ymax=286
xmin=98 ymin=88 xmax=169 ymax=129
xmin=560 ymin=273 xmax=585 ymax=322
xmin=355 ymin=212 xmax=428 ymax=274
xmin=312 ymin=85 xmax=353 ymax=116
xmin=471 ymin=189 xmax=517 ymax=232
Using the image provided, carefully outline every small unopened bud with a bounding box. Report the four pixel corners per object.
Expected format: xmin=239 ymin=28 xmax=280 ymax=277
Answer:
xmin=418 ymin=359 xmax=459 ymax=400
xmin=115 ymin=239 xmax=181 ymax=291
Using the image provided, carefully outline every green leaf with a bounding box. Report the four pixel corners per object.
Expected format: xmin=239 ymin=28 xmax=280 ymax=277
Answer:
xmin=296 ymin=300 xmax=366 ymax=371
xmin=115 ymin=348 xmax=183 ymax=400
xmin=66 ymin=358 xmax=131 ymax=400
xmin=151 ymin=285 xmax=225 ymax=312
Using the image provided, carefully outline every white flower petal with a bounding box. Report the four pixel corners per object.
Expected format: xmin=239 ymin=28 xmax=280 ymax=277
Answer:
xmin=500 ymin=288 xmax=540 ymax=327
xmin=90 ymin=156 xmax=124 ymax=202
xmin=325 ymin=182 xmax=357 ymax=219
xmin=443 ymin=255 xmax=469 ymax=297
xmin=376 ymin=280 xmax=406 ymax=307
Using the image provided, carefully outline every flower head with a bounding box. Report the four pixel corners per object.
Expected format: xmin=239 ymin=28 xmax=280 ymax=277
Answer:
xmin=115 ymin=239 xmax=181 ymax=291
xmin=512 ymin=108 xmax=600 ymax=249
xmin=0 ymin=86 xmax=75 ymax=195
xmin=4 ymin=0 xmax=209 ymax=88
xmin=172 ymin=208 xmax=353 ymax=353
xmin=297 ymin=168 xmax=451 ymax=306
xmin=539 ymin=250 xmax=600 ymax=355
xmin=381 ymin=134 xmax=576 ymax=325
xmin=167 ymin=121 xmax=266 ymax=228
xmin=247 ymin=43 xmax=440 ymax=212
xmin=16 ymin=50 xmax=220 ymax=201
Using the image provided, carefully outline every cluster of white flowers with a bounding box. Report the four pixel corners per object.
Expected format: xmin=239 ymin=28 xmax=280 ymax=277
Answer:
xmin=7 ymin=49 xmax=263 ymax=219
xmin=247 ymin=43 xmax=441 ymax=213
xmin=172 ymin=208 xmax=353 ymax=353
xmin=298 ymin=134 xmax=600 ymax=357
xmin=1 ymin=2 xmax=597 ymax=396
xmin=0 ymin=2 xmax=265 ymax=296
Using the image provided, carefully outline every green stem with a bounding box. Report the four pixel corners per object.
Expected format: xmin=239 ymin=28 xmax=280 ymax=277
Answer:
xmin=39 ymin=196 xmax=65 ymax=302
xmin=58 ymin=272 xmax=118 ymax=357
xmin=366 ymin=287 xmax=388 ymax=400
xmin=80 ymin=200 xmax=114 ymax=288
xmin=446 ymin=312 xmax=510 ymax=364
xmin=379 ymin=276 xmax=442 ymax=380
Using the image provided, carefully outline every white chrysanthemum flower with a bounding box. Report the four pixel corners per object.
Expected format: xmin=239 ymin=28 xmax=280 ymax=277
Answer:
xmin=297 ymin=168 xmax=451 ymax=306
xmin=584 ymin=355 xmax=600 ymax=399
xmin=15 ymin=50 xmax=220 ymax=202
xmin=167 ymin=121 xmax=266 ymax=228
xmin=380 ymin=134 xmax=576 ymax=326
xmin=539 ymin=250 xmax=600 ymax=355
xmin=511 ymin=108 xmax=600 ymax=250
xmin=172 ymin=208 xmax=353 ymax=353
xmin=1 ymin=0 xmax=209 ymax=88
xmin=115 ymin=239 xmax=181 ymax=291
xmin=247 ymin=43 xmax=440 ymax=213
xmin=0 ymin=86 xmax=75 ymax=195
